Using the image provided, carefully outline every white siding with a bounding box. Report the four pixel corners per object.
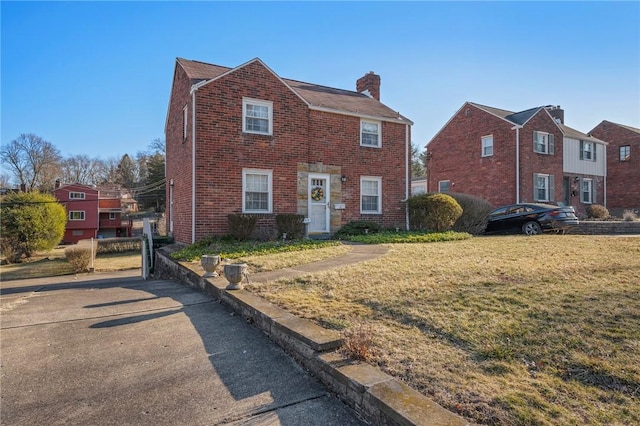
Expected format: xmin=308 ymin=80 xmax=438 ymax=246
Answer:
xmin=563 ymin=137 xmax=606 ymax=176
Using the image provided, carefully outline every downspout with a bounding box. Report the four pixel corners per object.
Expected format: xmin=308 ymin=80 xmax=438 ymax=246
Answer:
xmin=603 ymin=143 xmax=607 ymax=206
xmin=511 ymin=125 xmax=523 ymax=203
xmin=405 ymin=123 xmax=410 ymax=230
xmin=191 ymin=89 xmax=196 ymax=244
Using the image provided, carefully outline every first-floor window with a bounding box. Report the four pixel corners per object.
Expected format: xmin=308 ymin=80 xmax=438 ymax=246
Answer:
xmin=581 ymin=178 xmax=593 ymax=204
xmin=534 ymin=173 xmax=554 ymax=202
xmin=438 ymin=180 xmax=450 ymax=193
xmin=242 ymin=169 xmax=272 ymax=213
xmin=360 ymin=176 xmax=382 ymax=214
xmin=109 ymin=212 xmax=116 ymax=220
xmin=619 ymin=145 xmax=630 ymax=161
xmin=69 ymin=211 xmax=85 ymax=221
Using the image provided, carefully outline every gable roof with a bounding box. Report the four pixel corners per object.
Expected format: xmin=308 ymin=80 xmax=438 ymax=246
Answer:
xmin=176 ymin=57 xmax=412 ymax=124
xmin=593 ymin=120 xmax=640 ymax=135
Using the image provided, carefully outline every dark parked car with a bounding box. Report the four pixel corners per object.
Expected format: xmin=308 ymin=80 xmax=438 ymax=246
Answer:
xmin=485 ymin=203 xmax=579 ymax=235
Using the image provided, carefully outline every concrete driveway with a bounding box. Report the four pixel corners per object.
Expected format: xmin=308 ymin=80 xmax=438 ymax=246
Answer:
xmin=0 ymin=271 xmax=364 ymax=425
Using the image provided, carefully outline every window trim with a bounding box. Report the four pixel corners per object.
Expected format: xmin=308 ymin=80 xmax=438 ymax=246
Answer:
xmin=581 ymin=178 xmax=593 ymax=204
xmin=109 ymin=212 xmax=116 ymax=220
xmin=533 ymin=131 xmax=554 ymax=155
xmin=481 ymin=135 xmax=494 ymax=157
xmin=183 ymin=105 xmax=188 ymax=141
xmin=69 ymin=192 xmax=85 ymax=199
xmin=69 ymin=211 xmax=86 ymax=221
xmin=242 ymin=168 xmax=273 ymax=214
xmin=580 ymin=140 xmax=596 ymax=162
xmin=360 ymin=119 xmax=382 ymax=148
xmin=438 ymin=180 xmax=451 ymax=193
xmin=242 ymin=98 xmax=273 ymax=135
xmin=360 ymin=176 xmax=382 ymax=214
xmin=619 ymin=145 xmax=630 ymax=162
xmin=533 ymin=173 xmax=554 ymax=202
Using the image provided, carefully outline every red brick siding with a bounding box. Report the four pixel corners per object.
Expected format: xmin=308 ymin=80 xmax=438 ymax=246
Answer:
xmin=166 ymin=60 xmax=409 ymax=243
xmin=590 ymin=122 xmax=640 ymax=209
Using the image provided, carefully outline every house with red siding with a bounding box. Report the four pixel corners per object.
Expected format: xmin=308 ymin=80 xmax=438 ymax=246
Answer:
xmin=54 ymin=183 xmax=133 ymax=244
xmin=426 ymin=102 xmax=606 ymax=215
xmin=164 ymin=57 xmax=413 ymax=244
xmin=589 ymin=121 xmax=640 ymax=212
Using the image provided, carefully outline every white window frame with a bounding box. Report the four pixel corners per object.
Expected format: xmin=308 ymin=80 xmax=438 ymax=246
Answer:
xmin=360 ymin=119 xmax=381 ymax=148
xmin=534 ymin=174 xmax=551 ymax=202
xmin=581 ymin=178 xmax=593 ymax=204
xmin=619 ymin=145 xmax=630 ymax=161
xmin=481 ymin=135 xmax=494 ymax=157
xmin=183 ymin=105 xmax=188 ymax=140
xmin=242 ymin=168 xmax=273 ymax=213
xmin=360 ymin=176 xmax=382 ymax=214
xmin=69 ymin=211 xmax=85 ymax=221
xmin=69 ymin=192 xmax=85 ymax=199
xmin=580 ymin=141 xmax=596 ymax=162
xmin=438 ymin=180 xmax=451 ymax=193
xmin=534 ymin=131 xmax=550 ymax=154
xmin=242 ymin=98 xmax=273 ymax=135
xmin=109 ymin=212 xmax=116 ymax=220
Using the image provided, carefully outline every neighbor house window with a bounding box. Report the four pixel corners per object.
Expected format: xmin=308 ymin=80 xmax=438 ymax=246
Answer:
xmin=243 ymin=98 xmax=273 ymax=135
xmin=69 ymin=211 xmax=85 ymax=221
xmin=109 ymin=212 xmax=116 ymax=220
xmin=581 ymin=178 xmax=593 ymax=204
xmin=360 ymin=176 xmax=382 ymax=214
xmin=242 ymin=169 xmax=272 ymax=213
xmin=72 ymin=230 xmax=84 ymax=236
xmin=533 ymin=131 xmax=554 ymax=154
xmin=619 ymin=145 xmax=630 ymax=161
xmin=360 ymin=120 xmax=381 ymax=147
xmin=580 ymin=141 xmax=596 ymax=161
xmin=533 ymin=173 xmax=554 ymax=202
xmin=69 ymin=192 xmax=85 ymax=199
xmin=481 ymin=135 xmax=494 ymax=157
xmin=438 ymin=180 xmax=450 ymax=193
xmin=183 ymin=105 xmax=188 ymax=140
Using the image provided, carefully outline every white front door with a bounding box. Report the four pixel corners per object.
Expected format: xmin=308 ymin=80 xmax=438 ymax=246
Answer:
xmin=308 ymin=174 xmax=330 ymax=233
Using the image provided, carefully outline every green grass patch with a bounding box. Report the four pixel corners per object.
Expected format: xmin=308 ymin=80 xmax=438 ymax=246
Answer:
xmin=341 ymin=230 xmax=471 ymax=244
xmin=170 ymin=237 xmax=343 ymax=261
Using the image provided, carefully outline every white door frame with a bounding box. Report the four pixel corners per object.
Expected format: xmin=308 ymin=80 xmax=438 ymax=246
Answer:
xmin=308 ymin=173 xmax=330 ymax=233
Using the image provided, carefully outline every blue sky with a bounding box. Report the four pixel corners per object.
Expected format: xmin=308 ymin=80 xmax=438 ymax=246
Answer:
xmin=2 ymin=1 xmax=639 ymax=159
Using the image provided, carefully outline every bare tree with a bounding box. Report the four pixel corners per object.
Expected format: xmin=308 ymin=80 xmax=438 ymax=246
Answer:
xmin=0 ymin=133 xmax=62 ymax=191
xmin=149 ymin=137 xmax=165 ymax=156
xmin=60 ymin=155 xmax=105 ymax=185
xmin=411 ymin=142 xmax=427 ymax=178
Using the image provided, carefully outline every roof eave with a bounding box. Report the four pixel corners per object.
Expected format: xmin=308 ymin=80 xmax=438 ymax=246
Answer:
xmin=308 ymin=105 xmax=412 ymax=125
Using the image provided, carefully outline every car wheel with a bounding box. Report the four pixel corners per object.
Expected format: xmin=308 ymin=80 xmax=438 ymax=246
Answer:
xmin=522 ymin=221 xmax=542 ymax=235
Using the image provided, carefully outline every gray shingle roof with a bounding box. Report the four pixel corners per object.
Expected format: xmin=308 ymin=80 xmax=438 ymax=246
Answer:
xmin=176 ymin=58 xmax=411 ymax=123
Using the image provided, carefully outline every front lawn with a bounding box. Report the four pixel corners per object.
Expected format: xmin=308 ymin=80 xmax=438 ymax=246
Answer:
xmin=246 ymin=235 xmax=640 ymax=425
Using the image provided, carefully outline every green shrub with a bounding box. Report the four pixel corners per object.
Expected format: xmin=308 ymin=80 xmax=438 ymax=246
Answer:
xmin=65 ymin=242 xmax=96 ymax=273
xmin=227 ymin=214 xmax=257 ymax=241
xmin=1 ymin=191 xmax=67 ymax=263
xmin=334 ymin=220 xmax=382 ymax=238
xmin=448 ymin=193 xmax=492 ymax=235
xmin=408 ymin=193 xmax=462 ymax=232
xmin=275 ymin=214 xmax=306 ymax=240
xmin=622 ymin=209 xmax=638 ymax=221
xmin=586 ymin=204 xmax=609 ymax=219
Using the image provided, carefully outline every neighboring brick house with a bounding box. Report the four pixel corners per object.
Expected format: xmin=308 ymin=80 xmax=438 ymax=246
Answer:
xmin=589 ymin=121 xmax=640 ymax=211
xmin=54 ymin=183 xmax=133 ymax=244
xmin=426 ymin=102 xmax=606 ymax=215
xmin=165 ymin=57 xmax=413 ymax=244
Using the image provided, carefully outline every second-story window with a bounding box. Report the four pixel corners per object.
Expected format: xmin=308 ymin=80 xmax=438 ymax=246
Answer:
xmin=481 ymin=135 xmax=494 ymax=157
xmin=360 ymin=120 xmax=381 ymax=147
xmin=243 ymin=98 xmax=273 ymax=135
xmin=619 ymin=145 xmax=630 ymax=161
xmin=69 ymin=192 xmax=85 ymax=199
xmin=580 ymin=141 xmax=596 ymax=161
xmin=533 ymin=131 xmax=554 ymax=154
xmin=69 ymin=211 xmax=85 ymax=221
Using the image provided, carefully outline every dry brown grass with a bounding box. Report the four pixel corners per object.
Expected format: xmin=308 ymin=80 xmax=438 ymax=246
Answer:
xmin=247 ymin=235 xmax=640 ymax=425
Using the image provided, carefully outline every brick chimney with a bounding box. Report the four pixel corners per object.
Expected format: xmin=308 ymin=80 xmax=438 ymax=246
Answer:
xmin=356 ymin=71 xmax=381 ymax=100
xmin=545 ymin=105 xmax=564 ymax=124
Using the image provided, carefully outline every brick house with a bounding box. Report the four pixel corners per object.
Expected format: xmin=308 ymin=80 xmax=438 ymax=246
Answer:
xmin=54 ymin=183 xmax=133 ymax=244
xmin=426 ymin=102 xmax=606 ymax=215
xmin=589 ymin=121 xmax=640 ymax=211
xmin=164 ymin=57 xmax=413 ymax=244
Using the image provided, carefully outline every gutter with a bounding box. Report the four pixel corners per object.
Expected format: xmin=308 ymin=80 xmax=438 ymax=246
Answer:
xmin=511 ymin=124 xmax=523 ymax=203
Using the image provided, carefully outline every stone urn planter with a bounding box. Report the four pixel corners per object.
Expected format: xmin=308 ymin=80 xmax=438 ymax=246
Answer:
xmin=224 ymin=263 xmax=249 ymax=290
xmin=201 ymin=255 xmax=220 ymax=278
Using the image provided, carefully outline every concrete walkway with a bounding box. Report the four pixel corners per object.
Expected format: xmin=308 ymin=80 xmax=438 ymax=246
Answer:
xmin=0 ymin=270 xmax=365 ymax=425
